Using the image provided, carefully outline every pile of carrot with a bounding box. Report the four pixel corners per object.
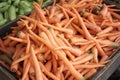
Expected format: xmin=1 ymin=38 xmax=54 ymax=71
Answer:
xmin=0 ymin=0 xmax=120 ymax=80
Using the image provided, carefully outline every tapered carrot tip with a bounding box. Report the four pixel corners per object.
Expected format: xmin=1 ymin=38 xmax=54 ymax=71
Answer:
xmin=81 ymin=77 xmax=86 ymax=80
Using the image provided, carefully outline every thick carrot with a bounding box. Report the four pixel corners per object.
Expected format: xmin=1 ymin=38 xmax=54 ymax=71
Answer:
xmin=31 ymin=46 xmax=43 ymax=80
xmin=55 ymin=46 xmax=82 ymax=56
xmin=74 ymin=53 xmax=89 ymax=61
xmin=92 ymin=47 xmax=98 ymax=63
xmin=74 ymin=64 xmax=104 ymax=69
xmin=81 ymin=69 xmax=90 ymax=75
xmin=26 ymin=34 xmax=30 ymax=54
xmin=72 ymin=54 xmax=94 ymax=65
xmin=84 ymin=68 xmax=97 ymax=79
xmin=21 ymin=61 xmax=31 ymax=80
xmin=10 ymin=64 xmax=18 ymax=72
xmin=97 ymin=26 xmax=113 ymax=36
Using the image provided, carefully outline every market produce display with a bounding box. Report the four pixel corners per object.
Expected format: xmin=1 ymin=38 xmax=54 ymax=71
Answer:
xmin=0 ymin=0 xmax=120 ymax=80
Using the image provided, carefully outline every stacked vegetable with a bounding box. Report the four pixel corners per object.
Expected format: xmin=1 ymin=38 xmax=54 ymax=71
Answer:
xmin=0 ymin=0 xmax=120 ymax=80
xmin=0 ymin=0 xmax=40 ymax=26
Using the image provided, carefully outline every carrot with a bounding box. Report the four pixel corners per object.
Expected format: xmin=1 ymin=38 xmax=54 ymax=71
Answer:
xmin=81 ymin=69 xmax=90 ymax=75
xmin=8 ymin=36 xmax=27 ymax=43
xmin=55 ymin=46 xmax=82 ymax=56
xmin=80 ymin=43 xmax=96 ymax=54
xmin=44 ymin=50 xmax=50 ymax=60
xmin=12 ymin=45 xmax=47 ymax=65
xmin=39 ymin=62 xmax=59 ymax=80
xmin=92 ymin=38 xmax=107 ymax=58
xmin=85 ymin=22 xmax=102 ymax=32
xmin=52 ymin=55 xmax=57 ymax=73
xmin=91 ymin=47 xmax=98 ymax=63
xmin=29 ymin=66 xmax=35 ymax=76
xmin=68 ymin=76 xmax=74 ymax=80
xmin=10 ymin=64 xmax=19 ymax=72
xmin=74 ymin=64 xmax=104 ymax=69
xmin=111 ymin=12 xmax=120 ymax=21
xmin=8 ymin=40 xmax=18 ymax=47
xmin=33 ymin=2 xmax=48 ymax=23
xmin=100 ymin=4 xmax=108 ymax=18
xmin=64 ymin=17 xmax=75 ymax=28
xmin=72 ymin=7 xmax=92 ymax=40
xmin=84 ymin=68 xmax=97 ymax=79
xmin=74 ymin=53 xmax=89 ymax=61
xmin=72 ymin=54 xmax=94 ymax=65
xmin=42 ymin=73 xmax=48 ymax=80
xmin=21 ymin=61 xmax=31 ymax=80
xmin=97 ymin=32 xmax=120 ymax=38
xmin=26 ymin=34 xmax=30 ymax=54
xmin=39 ymin=0 xmax=43 ymax=7
xmin=97 ymin=26 xmax=113 ymax=36
xmin=6 ymin=47 xmax=15 ymax=54
xmin=56 ymin=4 xmax=69 ymax=20
xmin=49 ymin=6 xmax=56 ymax=18
xmin=57 ymin=4 xmax=76 ymax=17
xmin=50 ymin=28 xmax=74 ymax=60
xmin=45 ymin=60 xmax=52 ymax=72
xmin=31 ymin=46 xmax=43 ymax=80
xmin=40 ymin=22 xmax=74 ymax=34
xmin=57 ymin=39 xmax=75 ymax=61
xmin=57 ymin=34 xmax=72 ymax=47
xmin=3 ymin=38 xmax=11 ymax=47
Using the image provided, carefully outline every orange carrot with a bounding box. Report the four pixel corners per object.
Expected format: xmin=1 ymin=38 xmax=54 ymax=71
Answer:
xmin=45 ymin=60 xmax=52 ymax=72
xmin=72 ymin=7 xmax=92 ymax=40
xmin=84 ymin=68 xmax=97 ymax=79
xmin=31 ymin=46 xmax=43 ymax=80
xmin=21 ymin=61 xmax=31 ymax=80
xmin=72 ymin=54 xmax=94 ymax=65
xmin=92 ymin=47 xmax=98 ymax=63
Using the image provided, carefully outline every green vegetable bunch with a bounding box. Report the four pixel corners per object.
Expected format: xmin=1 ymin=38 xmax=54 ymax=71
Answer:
xmin=0 ymin=0 xmax=40 ymax=26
